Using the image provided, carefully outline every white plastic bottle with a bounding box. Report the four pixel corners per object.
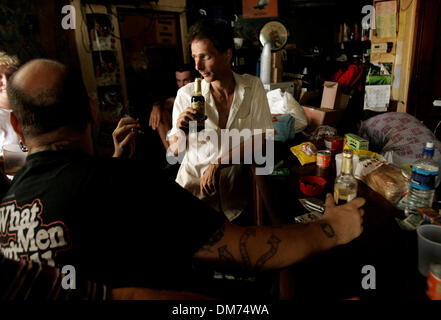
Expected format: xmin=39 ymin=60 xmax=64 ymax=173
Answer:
xmin=260 ymin=42 xmax=271 ymax=85
xmin=405 ymin=142 xmax=439 ymax=216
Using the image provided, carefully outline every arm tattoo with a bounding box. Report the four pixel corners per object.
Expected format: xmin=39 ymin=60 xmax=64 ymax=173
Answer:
xmin=239 ymin=229 xmax=256 ymax=269
xmin=320 ymin=222 xmax=335 ymax=238
xmin=200 ymin=223 xmax=225 ymax=252
xmin=218 ymin=245 xmax=238 ymax=266
xmin=254 ymin=235 xmax=281 ymax=271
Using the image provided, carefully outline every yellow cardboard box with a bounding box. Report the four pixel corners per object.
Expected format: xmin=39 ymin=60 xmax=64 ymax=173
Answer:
xmin=344 ymin=133 xmax=369 ymax=150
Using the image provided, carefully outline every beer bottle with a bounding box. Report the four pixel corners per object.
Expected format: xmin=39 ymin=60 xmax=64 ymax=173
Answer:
xmin=191 ymin=78 xmax=205 ymax=132
xmin=334 ymin=149 xmax=358 ymax=205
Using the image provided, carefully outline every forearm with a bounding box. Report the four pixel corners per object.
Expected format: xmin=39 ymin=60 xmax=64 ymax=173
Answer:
xmin=194 ymin=220 xmax=339 ymax=272
xmin=152 ymin=101 xmax=163 ymax=109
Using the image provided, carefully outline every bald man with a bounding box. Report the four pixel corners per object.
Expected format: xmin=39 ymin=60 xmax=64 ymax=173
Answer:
xmin=0 ymin=59 xmax=365 ymax=298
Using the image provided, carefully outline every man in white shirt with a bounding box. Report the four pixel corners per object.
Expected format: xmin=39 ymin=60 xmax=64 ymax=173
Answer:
xmin=0 ymin=52 xmax=20 ymax=156
xmin=168 ymin=19 xmax=274 ymax=222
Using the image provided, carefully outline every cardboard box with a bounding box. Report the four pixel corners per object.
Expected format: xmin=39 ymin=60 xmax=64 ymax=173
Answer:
xmin=417 ymin=207 xmax=441 ymax=226
xmin=320 ymin=81 xmax=350 ymax=110
xmin=302 ymin=106 xmax=344 ymax=129
xmin=299 ymin=90 xmax=321 ymax=106
xmin=344 ymin=133 xmax=369 ymax=150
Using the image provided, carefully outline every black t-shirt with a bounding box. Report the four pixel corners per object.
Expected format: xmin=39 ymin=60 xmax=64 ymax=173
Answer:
xmin=0 ymin=150 xmax=224 ymax=289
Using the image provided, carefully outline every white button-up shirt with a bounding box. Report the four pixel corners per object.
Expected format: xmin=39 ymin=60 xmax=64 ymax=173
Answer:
xmin=170 ymin=72 xmax=274 ymax=221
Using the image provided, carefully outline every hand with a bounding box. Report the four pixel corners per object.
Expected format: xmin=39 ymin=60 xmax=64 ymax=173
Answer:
xmin=112 ymin=117 xmax=141 ymax=158
xmin=200 ymin=163 xmax=222 ymax=197
xmin=176 ymin=107 xmax=198 ymax=133
xmin=321 ymin=193 xmax=365 ymax=245
xmin=149 ymin=104 xmax=162 ymax=130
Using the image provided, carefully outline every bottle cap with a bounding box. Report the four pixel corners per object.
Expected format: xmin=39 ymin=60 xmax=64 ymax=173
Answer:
xmin=342 ymin=148 xmax=353 ymax=158
xmin=423 ymin=142 xmax=435 ymax=157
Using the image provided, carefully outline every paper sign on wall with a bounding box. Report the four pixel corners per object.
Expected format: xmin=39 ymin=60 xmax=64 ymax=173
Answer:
xmin=243 ymin=0 xmax=278 ymax=18
xmin=364 ymin=85 xmax=391 ymax=112
xmin=393 ymin=65 xmax=401 ymax=89
xmin=375 ymin=0 xmax=397 ymax=38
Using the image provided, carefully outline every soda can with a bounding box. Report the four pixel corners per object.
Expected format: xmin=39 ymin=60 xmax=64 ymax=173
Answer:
xmin=427 ymin=263 xmax=441 ymax=300
xmin=317 ymin=150 xmax=331 ymax=168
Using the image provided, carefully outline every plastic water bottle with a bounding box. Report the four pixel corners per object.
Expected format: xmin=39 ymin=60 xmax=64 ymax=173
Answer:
xmin=405 ymin=142 xmax=439 ymax=216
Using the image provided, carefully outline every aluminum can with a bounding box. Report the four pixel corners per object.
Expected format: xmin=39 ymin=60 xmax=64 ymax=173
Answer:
xmin=317 ymin=150 xmax=331 ymax=168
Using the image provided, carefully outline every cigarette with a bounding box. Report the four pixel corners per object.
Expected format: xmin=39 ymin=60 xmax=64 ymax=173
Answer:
xmin=131 ymin=128 xmax=144 ymax=135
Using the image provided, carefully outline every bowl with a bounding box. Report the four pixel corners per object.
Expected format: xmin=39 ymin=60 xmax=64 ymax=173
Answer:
xmin=299 ymin=176 xmax=326 ymax=196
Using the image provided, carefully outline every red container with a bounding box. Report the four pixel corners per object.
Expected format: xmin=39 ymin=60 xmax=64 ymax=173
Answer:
xmin=427 ymin=264 xmax=441 ymax=300
xmin=325 ymin=136 xmax=344 ymax=153
xmin=299 ymin=176 xmax=326 ymax=196
xmin=310 ymin=139 xmax=325 ymax=150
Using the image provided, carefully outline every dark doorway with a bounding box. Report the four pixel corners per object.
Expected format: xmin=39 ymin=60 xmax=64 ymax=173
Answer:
xmin=117 ymin=8 xmax=183 ymax=166
xmin=408 ymin=0 xmax=441 ymax=132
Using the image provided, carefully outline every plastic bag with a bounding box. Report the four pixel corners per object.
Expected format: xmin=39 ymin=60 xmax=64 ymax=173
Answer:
xmin=290 ymin=142 xmax=317 ymax=166
xmin=267 ymin=88 xmax=308 ymax=133
xmin=355 ymin=158 xmax=409 ymax=204
xmin=310 ymin=125 xmax=337 ymax=141
xmin=271 ymin=114 xmax=296 ymax=142
xmin=309 ymin=125 xmax=337 ymax=150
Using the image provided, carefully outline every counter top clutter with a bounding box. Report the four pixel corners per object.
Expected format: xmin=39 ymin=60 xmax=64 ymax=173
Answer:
xmin=253 ymin=126 xmax=440 ymax=299
xmin=254 ymin=119 xmax=441 ymax=299
xmin=287 ymin=126 xmax=441 ymax=232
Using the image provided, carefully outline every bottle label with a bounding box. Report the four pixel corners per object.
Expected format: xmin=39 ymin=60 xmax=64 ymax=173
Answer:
xmin=410 ymin=168 xmax=438 ymax=190
xmin=191 ymin=101 xmax=204 ymax=114
xmin=191 ymin=101 xmax=205 ymax=129
xmin=334 ymin=188 xmax=356 ymax=205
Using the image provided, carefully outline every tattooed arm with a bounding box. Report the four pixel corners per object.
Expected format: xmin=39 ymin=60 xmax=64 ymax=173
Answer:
xmin=193 ymin=194 xmax=365 ymax=271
